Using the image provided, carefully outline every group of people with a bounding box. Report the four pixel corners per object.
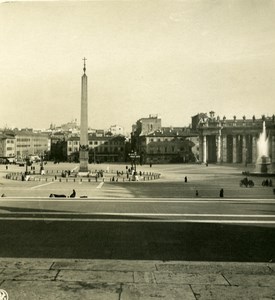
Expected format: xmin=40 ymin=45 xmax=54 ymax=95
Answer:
xmin=185 ymin=177 xmax=224 ymax=198
xmin=262 ymin=179 xmax=273 ymax=187
xmin=49 ymin=189 xmax=76 ymax=198
xmin=194 ymin=188 xmax=224 ymax=197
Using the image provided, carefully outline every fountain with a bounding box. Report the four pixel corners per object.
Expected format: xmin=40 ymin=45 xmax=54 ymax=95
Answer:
xmin=256 ymin=121 xmax=271 ymax=174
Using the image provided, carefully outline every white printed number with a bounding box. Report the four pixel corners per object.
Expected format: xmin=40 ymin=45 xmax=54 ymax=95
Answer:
xmin=0 ymin=290 xmax=8 ymax=300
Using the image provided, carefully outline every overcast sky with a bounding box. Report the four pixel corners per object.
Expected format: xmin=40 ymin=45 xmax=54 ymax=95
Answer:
xmin=0 ymin=0 xmax=275 ymax=132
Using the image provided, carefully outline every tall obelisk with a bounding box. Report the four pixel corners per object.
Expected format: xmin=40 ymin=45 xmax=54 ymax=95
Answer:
xmin=79 ymin=57 xmax=89 ymax=173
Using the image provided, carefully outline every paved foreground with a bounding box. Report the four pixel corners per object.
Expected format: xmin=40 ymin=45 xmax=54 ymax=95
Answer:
xmin=0 ymin=258 xmax=274 ymax=299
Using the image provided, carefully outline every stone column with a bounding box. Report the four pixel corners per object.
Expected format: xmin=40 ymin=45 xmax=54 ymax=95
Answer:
xmin=216 ymin=134 xmax=221 ymax=163
xmin=203 ymin=136 xmax=207 ymax=163
xmin=242 ymin=135 xmax=247 ymax=164
xmin=222 ymin=135 xmax=227 ymax=163
xmin=232 ymin=135 xmax=237 ymax=163
xmin=79 ymin=60 xmax=89 ymax=173
xmin=199 ymin=136 xmax=203 ymax=163
xmin=252 ymin=135 xmax=257 ymax=163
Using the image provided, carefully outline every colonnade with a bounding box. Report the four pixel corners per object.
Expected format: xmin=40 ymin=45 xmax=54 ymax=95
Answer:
xmin=200 ymin=133 xmax=274 ymax=164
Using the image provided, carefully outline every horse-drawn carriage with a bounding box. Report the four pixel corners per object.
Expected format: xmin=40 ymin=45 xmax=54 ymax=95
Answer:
xmin=240 ymin=177 xmax=254 ymax=187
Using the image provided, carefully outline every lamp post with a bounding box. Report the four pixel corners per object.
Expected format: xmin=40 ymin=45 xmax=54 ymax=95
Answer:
xmin=129 ymin=150 xmax=140 ymax=174
xmin=25 ymin=156 xmax=30 ymax=175
xmin=40 ymin=152 xmax=45 ymax=175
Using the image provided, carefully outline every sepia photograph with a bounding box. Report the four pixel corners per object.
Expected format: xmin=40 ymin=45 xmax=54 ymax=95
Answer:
xmin=0 ymin=0 xmax=275 ymax=299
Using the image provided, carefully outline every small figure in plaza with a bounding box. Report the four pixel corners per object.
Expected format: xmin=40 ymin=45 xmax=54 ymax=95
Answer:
xmin=5 ymin=165 xmax=8 ymax=170
xmin=195 ymin=190 xmax=199 ymax=197
xmin=184 ymin=176 xmax=188 ymax=183
xmin=70 ymin=189 xmax=76 ymax=198
xmin=50 ymin=193 xmax=66 ymax=198
xmin=150 ymin=162 xmax=152 ymax=168
xmin=220 ymin=188 xmax=224 ymax=198
xmin=269 ymin=179 xmax=273 ymax=187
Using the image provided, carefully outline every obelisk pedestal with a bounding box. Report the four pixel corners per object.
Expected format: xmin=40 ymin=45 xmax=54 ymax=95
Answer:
xmin=79 ymin=58 xmax=89 ymax=174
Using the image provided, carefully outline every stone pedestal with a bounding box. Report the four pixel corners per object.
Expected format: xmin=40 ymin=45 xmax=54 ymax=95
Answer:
xmin=79 ymin=149 xmax=89 ymax=173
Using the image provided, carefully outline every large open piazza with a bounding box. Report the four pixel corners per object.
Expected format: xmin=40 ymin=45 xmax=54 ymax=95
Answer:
xmin=1 ymin=162 xmax=275 ymax=299
xmin=0 ymin=162 xmax=275 ymax=262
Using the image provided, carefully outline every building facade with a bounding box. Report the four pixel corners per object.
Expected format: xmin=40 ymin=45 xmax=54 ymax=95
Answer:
xmin=0 ymin=133 xmax=16 ymax=162
xmin=131 ymin=115 xmax=199 ymax=164
xmin=196 ymin=113 xmax=275 ymax=165
xmin=14 ymin=130 xmax=50 ymax=160
xmin=67 ymin=134 xmax=126 ymax=163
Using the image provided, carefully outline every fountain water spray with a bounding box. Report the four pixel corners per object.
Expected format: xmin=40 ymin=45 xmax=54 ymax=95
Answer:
xmin=256 ymin=121 xmax=271 ymax=173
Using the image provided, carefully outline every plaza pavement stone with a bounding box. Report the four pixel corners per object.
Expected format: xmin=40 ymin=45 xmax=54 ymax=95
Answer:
xmin=154 ymin=271 xmax=229 ymax=285
xmin=0 ymin=269 xmax=58 ymax=281
xmin=133 ymin=271 xmax=156 ymax=283
xmin=224 ymin=273 xmax=275 ymax=287
xmin=191 ymin=285 xmax=275 ymax=300
xmin=0 ymin=281 xmax=120 ymax=300
xmin=120 ymin=283 xmax=196 ymax=300
xmin=57 ymin=270 xmax=134 ymax=283
xmin=52 ymin=259 xmax=157 ymax=272
xmin=0 ymin=258 xmax=275 ymax=299
xmin=156 ymin=261 xmax=274 ymax=274
xmin=268 ymin=264 xmax=275 ymax=272
xmin=0 ymin=258 xmax=53 ymax=270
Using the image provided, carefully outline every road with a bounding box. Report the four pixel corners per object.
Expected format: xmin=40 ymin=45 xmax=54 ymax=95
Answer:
xmin=0 ymin=163 xmax=275 ymax=262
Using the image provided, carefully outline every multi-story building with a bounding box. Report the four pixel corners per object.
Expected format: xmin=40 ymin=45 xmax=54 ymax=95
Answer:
xmin=131 ymin=115 xmax=199 ymax=164
xmin=14 ymin=129 xmax=50 ymax=159
xmin=137 ymin=127 xmax=199 ymax=164
xmin=108 ymin=125 xmax=124 ymax=136
xmin=67 ymin=134 xmax=126 ymax=163
xmin=0 ymin=132 xmax=16 ymax=163
xmin=196 ymin=112 xmax=275 ymax=164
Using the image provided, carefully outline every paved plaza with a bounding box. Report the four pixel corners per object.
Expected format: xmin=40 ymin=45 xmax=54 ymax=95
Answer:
xmin=0 ymin=258 xmax=275 ymax=299
xmin=0 ymin=162 xmax=275 ymax=299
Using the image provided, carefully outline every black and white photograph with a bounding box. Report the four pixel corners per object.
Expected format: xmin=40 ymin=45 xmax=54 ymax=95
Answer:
xmin=0 ymin=1 xmax=275 ymax=299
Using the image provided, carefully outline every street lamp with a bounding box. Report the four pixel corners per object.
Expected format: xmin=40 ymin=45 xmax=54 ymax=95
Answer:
xmin=40 ymin=152 xmax=45 ymax=175
xmin=25 ymin=156 xmax=30 ymax=175
xmin=129 ymin=150 xmax=141 ymax=174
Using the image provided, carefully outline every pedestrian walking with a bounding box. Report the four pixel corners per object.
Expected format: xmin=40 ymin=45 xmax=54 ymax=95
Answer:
xmin=184 ymin=176 xmax=188 ymax=183
xmin=195 ymin=190 xmax=199 ymax=197
xmin=219 ymin=188 xmax=224 ymax=198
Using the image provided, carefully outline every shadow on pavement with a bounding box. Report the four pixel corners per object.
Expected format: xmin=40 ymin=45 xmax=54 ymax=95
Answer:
xmin=0 ymin=220 xmax=275 ymax=262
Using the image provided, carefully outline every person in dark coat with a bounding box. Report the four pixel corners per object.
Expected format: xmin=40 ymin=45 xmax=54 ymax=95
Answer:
xmin=220 ymin=188 xmax=224 ymax=198
xmin=70 ymin=189 xmax=76 ymax=198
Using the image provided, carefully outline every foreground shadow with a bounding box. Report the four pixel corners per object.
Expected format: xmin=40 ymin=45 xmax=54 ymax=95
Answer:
xmin=0 ymin=220 xmax=274 ymax=262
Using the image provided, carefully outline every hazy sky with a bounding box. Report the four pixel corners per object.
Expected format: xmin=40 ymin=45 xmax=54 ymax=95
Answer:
xmin=0 ymin=1 xmax=275 ymax=132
